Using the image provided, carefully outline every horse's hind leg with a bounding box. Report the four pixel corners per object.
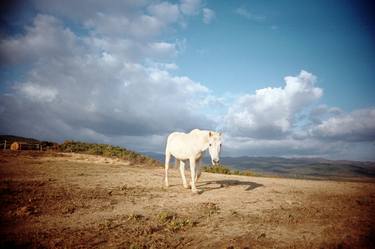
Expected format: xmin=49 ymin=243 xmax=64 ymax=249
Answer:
xmin=178 ymin=160 xmax=189 ymax=189
xmin=164 ymin=152 xmax=171 ymax=187
xmin=195 ymin=158 xmax=202 ymax=182
xmin=189 ymin=157 xmax=199 ymax=194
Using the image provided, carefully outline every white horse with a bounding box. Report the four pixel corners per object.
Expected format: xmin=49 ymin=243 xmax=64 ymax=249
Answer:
xmin=164 ymin=129 xmax=222 ymax=193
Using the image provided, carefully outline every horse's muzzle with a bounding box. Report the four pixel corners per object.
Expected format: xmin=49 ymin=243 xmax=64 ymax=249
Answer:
xmin=212 ymin=159 xmax=220 ymax=165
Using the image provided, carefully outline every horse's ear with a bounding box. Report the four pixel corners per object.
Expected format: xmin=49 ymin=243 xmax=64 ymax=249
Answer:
xmin=209 ymin=131 xmax=212 ymax=137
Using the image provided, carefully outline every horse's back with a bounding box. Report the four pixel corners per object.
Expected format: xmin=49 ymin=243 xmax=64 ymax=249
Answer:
xmin=167 ymin=129 xmax=206 ymax=147
xmin=167 ymin=131 xmax=186 ymax=142
xmin=167 ymin=132 xmax=187 ymax=149
xmin=166 ymin=131 xmax=195 ymax=159
xmin=189 ymin=129 xmax=201 ymax=134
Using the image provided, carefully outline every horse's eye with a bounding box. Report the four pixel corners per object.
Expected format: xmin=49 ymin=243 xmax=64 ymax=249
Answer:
xmin=209 ymin=144 xmax=212 ymax=146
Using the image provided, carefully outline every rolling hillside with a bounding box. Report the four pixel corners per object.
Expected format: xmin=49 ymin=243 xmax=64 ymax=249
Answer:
xmin=2 ymin=134 xmax=375 ymax=181
xmin=0 ymin=135 xmax=42 ymax=145
xmin=145 ymin=152 xmax=375 ymax=181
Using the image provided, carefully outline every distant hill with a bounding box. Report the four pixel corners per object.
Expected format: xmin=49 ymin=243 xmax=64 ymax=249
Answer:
xmin=2 ymin=135 xmax=374 ymax=181
xmin=0 ymin=135 xmax=41 ymax=144
xmin=144 ymin=152 xmax=375 ymax=181
xmin=0 ymin=135 xmax=160 ymax=166
xmin=0 ymin=135 xmax=57 ymax=150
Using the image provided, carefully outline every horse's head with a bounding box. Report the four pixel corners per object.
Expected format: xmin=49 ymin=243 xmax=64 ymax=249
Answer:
xmin=208 ymin=131 xmax=222 ymax=166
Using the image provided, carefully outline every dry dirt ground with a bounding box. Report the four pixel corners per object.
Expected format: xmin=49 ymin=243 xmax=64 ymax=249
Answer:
xmin=0 ymin=151 xmax=374 ymax=249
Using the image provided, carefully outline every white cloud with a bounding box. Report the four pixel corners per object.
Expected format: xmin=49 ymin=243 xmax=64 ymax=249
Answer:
xmin=18 ymin=82 xmax=58 ymax=102
xmin=224 ymin=70 xmax=323 ymax=138
xmin=311 ymin=108 xmax=375 ymax=142
xmin=179 ymin=0 xmax=202 ymax=15
xmin=147 ymin=42 xmax=177 ymax=58
xmin=32 ymin=0 xmax=147 ymax=22
xmin=144 ymin=60 xmax=179 ymax=71
xmin=308 ymin=105 xmax=343 ymax=125
xmin=224 ymin=134 xmax=375 ymax=161
xmin=148 ymin=2 xmax=180 ymax=24
xmin=163 ymin=63 xmax=178 ymax=70
xmin=0 ymin=9 xmax=214 ymax=145
xmin=85 ymin=13 xmax=166 ymax=39
xmin=235 ymin=7 xmax=265 ymax=22
xmin=130 ymin=15 xmax=166 ymax=38
xmin=0 ymin=14 xmax=78 ymax=65
xmin=223 ymin=135 xmax=346 ymax=158
xmin=2 ymin=56 xmax=213 ymax=137
xmin=203 ymin=8 xmax=215 ymax=24
xmin=83 ymin=36 xmax=179 ymax=63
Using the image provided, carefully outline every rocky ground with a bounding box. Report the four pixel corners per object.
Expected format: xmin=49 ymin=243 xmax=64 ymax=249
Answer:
xmin=0 ymin=151 xmax=374 ymax=248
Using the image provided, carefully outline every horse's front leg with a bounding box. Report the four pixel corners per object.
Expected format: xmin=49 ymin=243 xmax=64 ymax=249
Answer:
xmin=178 ymin=160 xmax=189 ymax=189
xmin=189 ymin=157 xmax=199 ymax=194
xmin=195 ymin=157 xmax=202 ymax=183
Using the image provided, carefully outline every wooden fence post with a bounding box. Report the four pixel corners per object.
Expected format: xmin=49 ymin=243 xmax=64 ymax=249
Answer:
xmin=3 ymin=140 xmax=6 ymax=150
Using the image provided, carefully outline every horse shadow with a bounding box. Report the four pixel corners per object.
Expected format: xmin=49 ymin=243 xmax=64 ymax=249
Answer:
xmin=197 ymin=179 xmax=264 ymax=192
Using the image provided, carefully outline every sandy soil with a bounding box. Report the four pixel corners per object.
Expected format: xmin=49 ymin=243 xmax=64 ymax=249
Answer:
xmin=0 ymin=151 xmax=374 ymax=249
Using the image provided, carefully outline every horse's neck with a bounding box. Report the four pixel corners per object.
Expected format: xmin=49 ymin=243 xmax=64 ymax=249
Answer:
xmin=193 ymin=131 xmax=209 ymax=152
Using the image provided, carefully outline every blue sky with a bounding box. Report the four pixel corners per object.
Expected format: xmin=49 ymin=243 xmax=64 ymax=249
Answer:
xmin=175 ymin=0 xmax=375 ymax=110
xmin=0 ymin=0 xmax=374 ymax=160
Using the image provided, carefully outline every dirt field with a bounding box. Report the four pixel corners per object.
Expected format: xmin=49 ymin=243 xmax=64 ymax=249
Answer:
xmin=0 ymin=151 xmax=374 ymax=249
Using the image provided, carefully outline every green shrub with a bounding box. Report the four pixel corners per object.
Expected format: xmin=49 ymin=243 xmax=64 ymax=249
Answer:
xmin=59 ymin=140 xmax=161 ymax=166
xmin=240 ymin=170 xmax=258 ymax=176
xmin=203 ymin=164 xmax=259 ymax=176
xmin=203 ymin=164 xmax=232 ymax=174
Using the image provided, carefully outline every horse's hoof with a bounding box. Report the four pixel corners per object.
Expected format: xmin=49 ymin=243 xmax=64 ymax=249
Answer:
xmin=183 ymin=184 xmax=190 ymax=189
xmin=191 ymin=188 xmax=202 ymax=194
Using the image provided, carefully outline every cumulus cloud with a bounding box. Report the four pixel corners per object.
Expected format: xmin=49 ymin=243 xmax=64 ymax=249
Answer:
xmin=224 ymin=70 xmax=323 ymax=139
xmin=147 ymin=2 xmax=180 ymax=24
xmin=84 ymin=13 xmax=166 ymax=39
xmin=222 ymin=133 xmax=375 ymax=161
xmin=311 ymin=108 xmax=375 ymax=142
xmin=32 ymin=0 xmax=203 ymax=40
xmin=235 ymin=7 xmax=265 ymax=22
xmin=308 ymin=105 xmax=343 ymax=125
xmin=18 ymin=82 xmax=58 ymax=102
xmin=32 ymin=0 xmax=147 ymax=22
xmin=0 ymin=14 xmax=79 ymax=65
xmin=0 ymin=1 xmax=215 ymax=151
xmin=180 ymin=0 xmax=202 ymax=16
xmin=147 ymin=42 xmax=178 ymax=58
xmin=223 ymin=135 xmax=347 ymax=158
xmin=1 ymin=54 xmax=213 ymax=140
xmin=202 ymin=8 xmax=215 ymax=24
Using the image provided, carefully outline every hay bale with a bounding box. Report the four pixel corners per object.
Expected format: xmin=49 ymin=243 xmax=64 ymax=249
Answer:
xmin=10 ymin=142 xmax=30 ymax=150
xmin=10 ymin=142 xmax=21 ymax=150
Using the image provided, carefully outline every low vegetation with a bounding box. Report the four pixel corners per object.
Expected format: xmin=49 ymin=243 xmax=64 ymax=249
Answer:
xmin=59 ymin=140 xmax=259 ymax=176
xmin=156 ymin=210 xmax=194 ymax=232
xmin=59 ymin=140 xmax=160 ymax=166
xmin=203 ymin=164 xmax=259 ymax=177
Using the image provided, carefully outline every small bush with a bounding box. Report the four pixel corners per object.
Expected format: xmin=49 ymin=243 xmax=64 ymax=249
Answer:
xmin=203 ymin=164 xmax=259 ymax=177
xmin=157 ymin=211 xmax=176 ymax=223
xmin=240 ymin=170 xmax=258 ymax=176
xmin=156 ymin=211 xmax=192 ymax=232
xmin=203 ymin=164 xmax=232 ymax=174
